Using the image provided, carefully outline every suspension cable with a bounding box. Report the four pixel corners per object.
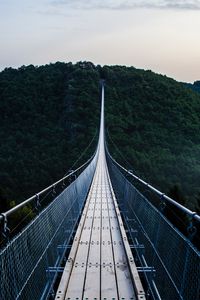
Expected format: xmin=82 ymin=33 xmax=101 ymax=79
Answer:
xmin=0 ymin=154 xmax=95 ymax=225
xmin=64 ymin=128 xmax=97 ymax=175
xmin=106 ymin=128 xmax=133 ymax=169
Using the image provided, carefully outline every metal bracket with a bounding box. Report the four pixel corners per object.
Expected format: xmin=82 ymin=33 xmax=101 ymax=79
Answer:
xmin=0 ymin=213 xmax=10 ymax=240
xmin=120 ymin=209 xmax=129 ymax=217
xmin=68 ymin=170 xmax=77 ymax=183
xmin=57 ymin=244 xmax=72 ymax=255
xmin=52 ymin=185 xmax=56 ymax=196
xmin=130 ymin=244 xmax=145 ymax=249
xmin=187 ymin=212 xmax=197 ymax=240
xmin=126 ymin=229 xmax=138 ymax=238
xmin=159 ymin=194 xmax=166 ymax=212
xmin=47 ymin=267 xmax=64 ymax=274
xmin=35 ymin=194 xmax=41 ymax=211
xmin=137 ymin=266 xmax=156 ymax=280
xmin=46 ymin=266 xmax=65 ymax=295
xmin=137 ymin=266 xmax=155 ymax=273
xmin=62 ymin=179 xmax=66 ymax=189
xmin=130 ymin=243 xmax=145 ymax=255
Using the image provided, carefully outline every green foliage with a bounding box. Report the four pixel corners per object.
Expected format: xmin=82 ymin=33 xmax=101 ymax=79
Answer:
xmin=187 ymin=81 xmax=200 ymax=94
xmin=0 ymin=62 xmax=100 ymax=208
xmin=0 ymin=61 xmax=200 ymax=217
xmin=103 ymin=65 xmax=200 ymax=211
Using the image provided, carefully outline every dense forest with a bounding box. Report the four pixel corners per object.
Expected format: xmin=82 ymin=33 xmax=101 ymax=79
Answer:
xmin=0 ymin=62 xmax=100 ymax=212
xmin=1 ymin=61 xmax=200 ymax=217
xmin=187 ymin=80 xmax=200 ymax=94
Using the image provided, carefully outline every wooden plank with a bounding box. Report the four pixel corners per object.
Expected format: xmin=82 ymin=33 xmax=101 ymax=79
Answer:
xmin=83 ymin=194 xmax=101 ymax=299
xmin=102 ymin=166 xmax=135 ymax=300
xmin=101 ymin=172 xmax=118 ymax=299
xmin=106 ymin=165 xmax=146 ymax=300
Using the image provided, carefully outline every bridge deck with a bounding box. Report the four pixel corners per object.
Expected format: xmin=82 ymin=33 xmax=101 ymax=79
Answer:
xmin=55 ymin=86 xmax=145 ymax=300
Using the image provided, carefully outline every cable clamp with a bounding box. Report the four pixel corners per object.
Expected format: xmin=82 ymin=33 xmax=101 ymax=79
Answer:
xmin=187 ymin=212 xmax=197 ymax=240
xmin=52 ymin=185 xmax=56 ymax=196
xmin=0 ymin=213 xmax=10 ymax=239
xmin=159 ymin=194 xmax=166 ymax=212
xmin=35 ymin=194 xmax=41 ymax=209
xmin=62 ymin=179 xmax=66 ymax=189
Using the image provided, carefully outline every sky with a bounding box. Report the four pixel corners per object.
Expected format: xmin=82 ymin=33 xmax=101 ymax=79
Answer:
xmin=0 ymin=0 xmax=200 ymax=82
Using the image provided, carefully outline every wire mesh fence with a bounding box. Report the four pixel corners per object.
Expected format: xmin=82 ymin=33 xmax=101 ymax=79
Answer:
xmin=107 ymin=155 xmax=200 ymax=300
xmin=0 ymin=155 xmax=97 ymax=300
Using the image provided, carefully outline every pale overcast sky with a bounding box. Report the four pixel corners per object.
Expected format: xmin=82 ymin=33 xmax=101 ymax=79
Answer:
xmin=0 ymin=0 xmax=200 ymax=82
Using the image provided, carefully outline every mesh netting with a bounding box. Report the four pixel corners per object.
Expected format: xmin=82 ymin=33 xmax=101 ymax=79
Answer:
xmin=108 ymin=157 xmax=200 ymax=300
xmin=0 ymin=156 xmax=97 ymax=300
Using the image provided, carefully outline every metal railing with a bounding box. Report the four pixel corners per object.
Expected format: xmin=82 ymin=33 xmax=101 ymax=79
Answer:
xmin=0 ymin=152 xmax=98 ymax=300
xmin=107 ymin=151 xmax=200 ymax=224
xmin=0 ymin=154 xmax=95 ymax=239
xmin=107 ymin=151 xmax=200 ymax=300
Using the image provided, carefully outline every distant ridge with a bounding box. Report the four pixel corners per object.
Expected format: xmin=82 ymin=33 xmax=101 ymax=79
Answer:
xmin=186 ymin=81 xmax=200 ymax=93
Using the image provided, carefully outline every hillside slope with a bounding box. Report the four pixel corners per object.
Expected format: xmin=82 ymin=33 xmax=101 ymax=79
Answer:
xmin=0 ymin=62 xmax=200 ymax=213
xmin=0 ymin=62 xmax=100 ymax=210
xmin=104 ymin=65 xmax=200 ymax=211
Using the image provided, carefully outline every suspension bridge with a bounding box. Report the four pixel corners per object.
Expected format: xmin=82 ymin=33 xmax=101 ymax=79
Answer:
xmin=0 ymin=83 xmax=199 ymax=300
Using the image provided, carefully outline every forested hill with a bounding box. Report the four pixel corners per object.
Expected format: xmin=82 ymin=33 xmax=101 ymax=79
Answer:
xmin=187 ymin=80 xmax=200 ymax=93
xmin=0 ymin=62 xmax=200 ymax=214
xmin=0 ymin=62 xmax=100 ymax=211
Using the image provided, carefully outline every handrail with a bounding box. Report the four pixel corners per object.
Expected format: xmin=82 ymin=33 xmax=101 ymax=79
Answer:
xmin=0 ymin=154 xmax=95 ymax=223
xmin=107 ymin=150 xmax=200 ymax=223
